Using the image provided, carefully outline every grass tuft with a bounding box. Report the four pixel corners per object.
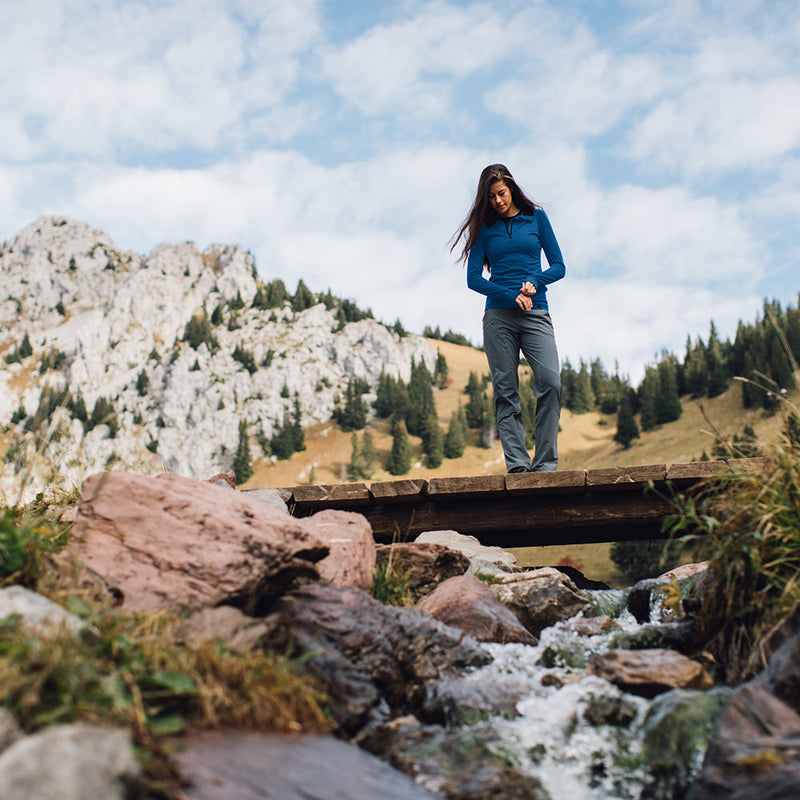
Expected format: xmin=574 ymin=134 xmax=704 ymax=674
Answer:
xmin=664 ymin=400 xmax=800 ymax=682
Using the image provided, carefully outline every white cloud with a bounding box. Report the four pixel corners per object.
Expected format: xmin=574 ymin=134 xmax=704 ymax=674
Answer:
xmin=321 ymin=2 xmax=534 ymax=118
xmin=0 ymin=0 xmax=322 ymax=160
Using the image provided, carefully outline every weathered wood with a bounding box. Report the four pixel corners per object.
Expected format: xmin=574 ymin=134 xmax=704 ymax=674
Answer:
xmin=587 ymin=464 xmax=666 ymax=491
xmin=369 ymin=479 xmax=427 ymax=503
xmin=666 ymin=461 xmax=729 ymax=485
xmin=278 ymin=460 xmax=763 ymax=548
xmin=427 ymin=474 xmax=505 ymax=497
xmin=505 ymin=469 xmax=586 ymax=494
xmin=289 ymin=482 xmax=370 ymax=508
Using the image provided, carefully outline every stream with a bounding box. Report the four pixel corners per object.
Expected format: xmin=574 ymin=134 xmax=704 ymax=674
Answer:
xmin=426 ymin=588 xmax=731 ymax=800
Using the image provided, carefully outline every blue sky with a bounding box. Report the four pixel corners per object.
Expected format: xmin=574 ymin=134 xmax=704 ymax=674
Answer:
xmin=2 ymin=0 xmax=799 ymax=382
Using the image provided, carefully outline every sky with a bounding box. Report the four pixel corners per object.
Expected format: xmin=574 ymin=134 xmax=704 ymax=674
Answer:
xmin=1 ymin=0 xmax=799 ymax=383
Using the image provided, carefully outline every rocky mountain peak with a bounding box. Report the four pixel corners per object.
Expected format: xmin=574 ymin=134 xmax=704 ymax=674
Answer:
xmin=0 ymin=216 xmax=435 ymax=502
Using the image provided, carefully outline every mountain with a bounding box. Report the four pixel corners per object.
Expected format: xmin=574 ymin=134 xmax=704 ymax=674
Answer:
xmin=0 ymin=217 xmax=436 ymax=502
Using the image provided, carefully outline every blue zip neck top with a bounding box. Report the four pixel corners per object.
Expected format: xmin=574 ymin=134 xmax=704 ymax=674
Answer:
xmin=466 ymin=208 xmax=566 ymax=311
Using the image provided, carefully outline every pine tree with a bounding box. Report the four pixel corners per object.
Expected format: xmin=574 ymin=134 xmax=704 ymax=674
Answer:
xmin=292 ymin=279 xmax=315 ymax=312
xmin=572 ymin=360 xmax=595 ymax=413
xmin=406 ymin=359 xmax=436 ymax=437
xmin=360 ymin=429 xmax=378 ymax=478
xmin=684 ymin=337 xmax=709 ymax=398
xmin=433 ymin=350 xmax=449 ymax=387
xmin=706 ymin=322 xmax=728 ymax=397
xmin=387 ymin=416 xmax=412 ymax=475
xmin=232 ymin=419 xmax=253 ymax=485
xmin=291 ymin=393 xmax=306 ymax=451
xmin=560 ymin=360 xmax=578 ymax=411
xmin=655 ymin=357 xmax=682 ymax=424
xmin=335 ymin=379 xmax=368 ymax=431
xmin=422 ymin=413 xmax=445 ymax=468
xmin=348 ymin=432 xmax=364 ymax=481
xmin=614 ymin=391 xmax=639 ymax=448
xmin=444 ymin=407 xmax=467 ymax=459
xmin=638 ymin=367 xmax=659 ymax=431
xmin=464 ymin=370 xmax=487 ymax=428
xmin=374 ymin=371 xmax=398 ymax=418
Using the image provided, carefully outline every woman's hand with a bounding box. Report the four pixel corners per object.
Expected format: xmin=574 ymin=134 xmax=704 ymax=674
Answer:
xmin=516 ymin=293 xmax=533 ymax=311
xmin=520 ymin=281 xmax=536 ymax=296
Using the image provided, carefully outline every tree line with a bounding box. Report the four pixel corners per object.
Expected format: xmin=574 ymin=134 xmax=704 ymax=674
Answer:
xmin=558 ymin=296 xmax=800 ymax=448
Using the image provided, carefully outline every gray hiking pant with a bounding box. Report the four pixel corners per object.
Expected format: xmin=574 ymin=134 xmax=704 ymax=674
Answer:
xmin=482 ymin=308 xmax=561 ymax=472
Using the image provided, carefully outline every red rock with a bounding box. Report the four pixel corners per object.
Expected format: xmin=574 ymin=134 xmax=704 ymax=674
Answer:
xmin=305 ymin=510 xmax=376 ymax=591
xmin=70 ymin=471 xmax=329 ymax=612
xmin=590 ymin=649 xmax=713 ymax=697
xmin=417 ymin=574 xmax=537 ymax=646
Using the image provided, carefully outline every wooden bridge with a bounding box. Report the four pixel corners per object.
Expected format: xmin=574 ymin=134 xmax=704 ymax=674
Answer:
xmin=279 ymin=460 xmax=755 ymax=548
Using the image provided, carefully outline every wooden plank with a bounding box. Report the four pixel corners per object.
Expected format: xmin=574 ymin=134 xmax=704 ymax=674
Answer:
xmin=369 ymin=479 xmax=428 ymax=503
xmin=505 ymin=469 xmax=586 ymax=494
xmin=289 ymin=482 xmax=370 ymax=507
xmin=666 ymin=461 xmax=729 ymax=485
xmin=587 ymin=464 xmax=666 ymax=491
xmin=427 ymin=474 xmax=506 ymax=497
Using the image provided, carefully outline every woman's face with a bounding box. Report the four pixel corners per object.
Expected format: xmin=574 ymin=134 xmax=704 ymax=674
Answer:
xmin=488 ymin=180 xmax=518 ymax=218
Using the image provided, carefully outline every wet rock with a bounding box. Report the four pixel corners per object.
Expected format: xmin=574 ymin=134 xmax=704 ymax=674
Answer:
xmin=176 ymin=730 xmax=441 ymax=800
xmin=754 ymin=628 xmax=800 ymax=712
xmin=361 ymin=716 xmax=550 ymax=800
xmin=641 ymin=687 xmax=733 ymax=798
xmin=566 ymin=614 xmax=618 ymax=637
xmin=489 ymin=568 xmax=590 ymax=637
xmin=415 ymin=530 xmax=519 ymax=575
xmin=70 ymin=470 xmax=329 ymax=612
xmin=0 ymin=723 xmax=141 ymax=800
xmin=627 ymin=579 xmax=656 ymax=624
xmin=261 ymin=583 xmax=490 ymax=735
xmin=306 ymin=509 xmax=376 ymax=591
xmin=610 ymin=619 xmax=702 ymax=654
xmin=590 ymin=649 xmax=714 ymax=697
xmin=176 ymin=605 xmax=276 ymax=654
xmin=0 ymin=585 xmax=84 ymax=635
xmin=421 ymin=676 xmax=524 ymax=725
xmin=376 ymin=542 xmax=470 ymax=601
xmin=688 ymin=684 xmax=800 ymax=800
xmin=417 ymin=575 xmax=537 ymax=646
xmin=583 ymin=694 xmax=639 ymax=727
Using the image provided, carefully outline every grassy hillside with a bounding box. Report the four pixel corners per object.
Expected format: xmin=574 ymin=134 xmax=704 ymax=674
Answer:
xmin=247 ymin=338 xmax=790 ymax=488
xmin=245 ymin=338 xmax=794 ymax=586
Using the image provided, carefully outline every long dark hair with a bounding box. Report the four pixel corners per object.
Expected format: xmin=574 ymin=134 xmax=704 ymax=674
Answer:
xmin=450 ymin=164 xmax=539 ymax=264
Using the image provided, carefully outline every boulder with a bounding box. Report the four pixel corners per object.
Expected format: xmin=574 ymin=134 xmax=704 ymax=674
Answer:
xmin=489 ymin=567 xmax=590 ymax=636
xmin=375 ymin=542 xmax=470 ymax=601
xmin=175 ymin=730 xmax=443 ymax=800
xmin=0 ymin=586 xmax=84 ymax=635
xmin=260 ymin=583 xmax=490 ymax=735
xmin=243 ymin=487 xmax=290 ymax=514
xmin=417 ymin=575 xmax=537 ymax=646
xmin=69 ymin=471 xmax=329 ymax=613
xmin=688 ymin=684 xmax=800 ymax=800
xmin=0 ymin=723 xmax=141 ymax=800
xmin=415 ymin=530 xmax=518 ymax=575
xmin=590 ymin=649 xmax=714 ymax=698
xmin=306 ymin=509 xmax=376 ymax=591
xmin=361 ymin=716 xmax=550 ymax=800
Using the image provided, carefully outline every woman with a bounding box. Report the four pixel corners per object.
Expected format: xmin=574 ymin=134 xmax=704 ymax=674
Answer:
xmin=451 ymin=164 xmax=566 ymax=473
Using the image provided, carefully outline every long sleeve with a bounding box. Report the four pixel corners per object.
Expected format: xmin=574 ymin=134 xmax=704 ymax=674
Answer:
xmin=466 ymin=228 xmax=521 ymax=307
xmin=534 ymin=211 xmax=566 ymax=289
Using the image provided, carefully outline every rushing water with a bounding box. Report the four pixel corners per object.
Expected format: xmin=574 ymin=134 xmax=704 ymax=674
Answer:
xmin=450 ymin=589 xmax=727 ymax=800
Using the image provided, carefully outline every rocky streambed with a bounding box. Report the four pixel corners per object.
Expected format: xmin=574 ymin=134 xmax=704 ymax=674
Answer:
xmin=2 ymin=469 xmax=800 ymax=800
